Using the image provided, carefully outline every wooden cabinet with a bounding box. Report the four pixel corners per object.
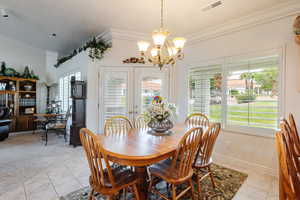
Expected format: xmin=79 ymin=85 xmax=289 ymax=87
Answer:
xmin=16 ymin=115 xmax=34 ymax=131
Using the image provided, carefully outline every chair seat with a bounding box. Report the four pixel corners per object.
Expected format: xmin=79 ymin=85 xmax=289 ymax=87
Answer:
xmin=46 ymin=122 xmax=65 ymax=129
xmin=149 ymin=159 xmax=194 ymax=184
xmin=90 ymin=165 xmax=138 ymax=194
xmin=34 ymin=119 xmax=47 ymax=122
xmin=193 ymin=156 xmax=213 ymax=168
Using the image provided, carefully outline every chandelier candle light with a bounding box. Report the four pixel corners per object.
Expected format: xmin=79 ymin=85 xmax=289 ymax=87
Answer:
xmin=137 ymin=0 xmax=186 ymax=70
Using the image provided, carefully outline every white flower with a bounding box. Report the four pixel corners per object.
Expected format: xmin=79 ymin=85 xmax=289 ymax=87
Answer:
xmin=143 ymin=102 xmax=177 ymax=123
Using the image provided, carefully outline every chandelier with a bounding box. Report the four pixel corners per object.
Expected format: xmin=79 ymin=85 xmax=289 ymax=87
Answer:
xmin=137 ymin=0 xmax=186 ymax=70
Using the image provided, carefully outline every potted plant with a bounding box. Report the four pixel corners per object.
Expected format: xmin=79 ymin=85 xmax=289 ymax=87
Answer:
xmin=294 ymin=15 xmax=300 ymax=44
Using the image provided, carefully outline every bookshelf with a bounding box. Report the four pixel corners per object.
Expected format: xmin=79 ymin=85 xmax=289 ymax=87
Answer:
xmin=0 ymin=76 xmax=37 ymax=132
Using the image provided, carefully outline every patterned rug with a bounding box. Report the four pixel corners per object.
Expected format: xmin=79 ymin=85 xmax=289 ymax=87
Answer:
xmin=60 ymin=164 xmax=247 ymax=200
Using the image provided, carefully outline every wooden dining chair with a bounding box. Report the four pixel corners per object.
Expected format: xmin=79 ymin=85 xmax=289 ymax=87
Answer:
xmin=185 ymin=113 xmax=209 ymax=128
xmin=193 ymin=123 xmax=221 ymax=198
xmin=104 ymin=116 xmax=133 ymax=136
xmin=288 ymin=113 xmax=300 ymax=154
xmin=148 ymin=127 xmax=203 ymax=200
xmin=134 ymin=115 xmax=148 ymax=129
xmin=281 ymin=118 xmax=300 ymax=157
xmin=80 ymin=128 xmax=140 ymax=200
xmin=275 ymin=131 xmax=300 ymax=200
xmin=280 ymin=121 xmax=300 ymax=172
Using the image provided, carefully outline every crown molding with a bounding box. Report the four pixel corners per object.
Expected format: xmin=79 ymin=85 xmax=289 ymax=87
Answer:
xmin=97 ymin=0 xmax=300 ymax=45
xmin=97 ymin=28 xmax=149 ymax=43
xmin=186 ymin=0 xmax=300 ymax=45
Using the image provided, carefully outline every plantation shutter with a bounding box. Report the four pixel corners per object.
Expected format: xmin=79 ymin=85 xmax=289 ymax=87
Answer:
xmin=226 ymin=56 xmax=279 ymax=129
xmin=103 ymin=71 xmax=128 ymax=120
xmin=188 ymin=65 xmax=222 ymax=122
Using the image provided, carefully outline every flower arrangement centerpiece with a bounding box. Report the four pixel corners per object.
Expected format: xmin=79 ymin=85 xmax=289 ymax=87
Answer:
xmin=144 ymin=96 xmax=176 ymax=134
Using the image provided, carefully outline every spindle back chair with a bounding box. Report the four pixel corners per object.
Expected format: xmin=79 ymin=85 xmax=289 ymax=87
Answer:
xmin=80 ymin=128 xmax=140 ymax=200
xmin=104 ymin=116 xmax=133 ymax=136
xmin=185 ymin=113 xmax=209 ymax=128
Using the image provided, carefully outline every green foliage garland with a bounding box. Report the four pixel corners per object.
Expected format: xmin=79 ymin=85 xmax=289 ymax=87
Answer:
xmin=54 ymin=37 xmax=111 ymax=68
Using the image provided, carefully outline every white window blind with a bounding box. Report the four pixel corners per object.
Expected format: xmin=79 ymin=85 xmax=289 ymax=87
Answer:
xmin=188 ymin=54 xmax=280 ymax=133
xmin=59 ymin=71 xmax=81 ymax=112
xmin=103 ymin=72 xmax=128 ymax=120
xmin=188 ymin=65 xmax=222 ymax=122
xmin=226 ymin=56 xmax=279 ymax=130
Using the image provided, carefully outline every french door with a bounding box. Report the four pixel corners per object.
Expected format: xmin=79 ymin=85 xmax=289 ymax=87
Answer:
xmin=99 ymin=67 xmax=169 ymax=131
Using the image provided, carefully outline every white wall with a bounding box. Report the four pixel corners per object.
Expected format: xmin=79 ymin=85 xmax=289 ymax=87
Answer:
xmin=175 ymin=15 xmax=300 ymax=174
xmin=0 ymin=34 xmax=47 ymax=112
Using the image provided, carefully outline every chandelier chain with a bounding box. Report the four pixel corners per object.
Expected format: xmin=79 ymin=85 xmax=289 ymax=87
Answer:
xmin=160 ymin=0 xmax=164 ymax=28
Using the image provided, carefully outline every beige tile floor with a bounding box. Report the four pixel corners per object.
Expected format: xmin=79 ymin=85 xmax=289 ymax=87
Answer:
xmin=0 ymin=132 xmax=278 ymax=200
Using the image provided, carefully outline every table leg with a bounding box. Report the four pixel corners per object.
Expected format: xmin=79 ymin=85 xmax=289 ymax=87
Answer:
xmin=135 ymin=166 xmax=148 ymax=200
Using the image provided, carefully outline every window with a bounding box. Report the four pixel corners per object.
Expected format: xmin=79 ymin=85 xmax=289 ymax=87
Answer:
xmin=226 ymin=56 xmax=279 ymax=130
xmin=59 ymin=72 xmax=81 ymax=112
xmin=188 ymin=54 xmax=280 ymax=133
xmin=188 ymin=65 xmax=222 ymax=122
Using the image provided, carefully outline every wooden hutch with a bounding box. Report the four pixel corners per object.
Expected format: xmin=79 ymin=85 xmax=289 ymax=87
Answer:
xmin=0 ymin=76 xmax=37 ymax=132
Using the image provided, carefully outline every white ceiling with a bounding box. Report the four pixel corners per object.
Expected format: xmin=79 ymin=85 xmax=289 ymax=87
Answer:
xmin=0 ymin=0 xmax=292 ymax=54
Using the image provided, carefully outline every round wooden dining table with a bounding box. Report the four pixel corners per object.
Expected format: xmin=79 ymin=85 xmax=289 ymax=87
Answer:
xmin=97 ymin=123 xmax=192 ymax=200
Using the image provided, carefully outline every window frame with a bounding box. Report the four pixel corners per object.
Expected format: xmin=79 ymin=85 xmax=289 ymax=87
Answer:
xmin=187 ymin=48 xmax=285 ymax=137
xmin=58 ymin=70 xmax=82 ymax=113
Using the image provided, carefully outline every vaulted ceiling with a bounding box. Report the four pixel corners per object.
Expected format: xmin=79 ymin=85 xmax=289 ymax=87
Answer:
xmin=0 ymin=0 xmax=293 ymax=54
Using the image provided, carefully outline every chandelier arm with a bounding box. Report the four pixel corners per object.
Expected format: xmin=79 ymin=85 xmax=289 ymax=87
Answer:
xmin=164 ymin=40 xmax=176 ymax=62
xmin=140 ymin=51 xmax=155 ymax=64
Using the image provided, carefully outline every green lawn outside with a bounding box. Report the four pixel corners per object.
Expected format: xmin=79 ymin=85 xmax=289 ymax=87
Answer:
xmin=208 ymin=101 xmax=278 ymax=129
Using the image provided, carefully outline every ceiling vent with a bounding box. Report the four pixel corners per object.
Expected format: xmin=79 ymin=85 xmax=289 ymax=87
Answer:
xmin=202 ymin=0 xmax=222 ymax=12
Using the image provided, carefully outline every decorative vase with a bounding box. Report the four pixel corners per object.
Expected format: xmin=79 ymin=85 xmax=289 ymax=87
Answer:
xmin=148 ymin=119 xmax=174 ymax=133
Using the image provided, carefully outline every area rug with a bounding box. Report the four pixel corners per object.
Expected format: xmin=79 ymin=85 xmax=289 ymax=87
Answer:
xmin=60 ymin=164 xmax=247 ymax=200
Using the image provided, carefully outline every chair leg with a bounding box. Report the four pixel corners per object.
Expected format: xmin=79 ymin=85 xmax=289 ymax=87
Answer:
xmin=167 ymin=182 xmax=171 ymax=197
xmin=133 ymin=184 xmax=140 ymax=200
xmin=107 ymin=196 xmax=113 ymax=200
xmin=196 ymin=175 xmax=201 ymax=200
xmin=88 ymin=189 xmax=94 ymax=200
xmin=172 ymin=184 xmax=177 ymax=200
xmin=123 ymin=188 xmax=127 ymax=200
xmin=45 ymin=129 xmax=48 ymax=146
xmin=148 ymin=176 xmax=154 ymax=192
xmin=208 ymin=166 xmax=216 ymax=188
xmin=189 ymin=179 xmax=195 ymax=200
xmin=64 ymin=128 xmax=67 ymax=142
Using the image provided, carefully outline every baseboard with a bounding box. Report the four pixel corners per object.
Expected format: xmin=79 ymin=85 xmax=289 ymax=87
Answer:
xmin=213 ymin=153 xmax=278 ymax=177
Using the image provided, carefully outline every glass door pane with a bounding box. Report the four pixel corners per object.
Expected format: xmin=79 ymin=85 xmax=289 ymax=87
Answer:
xmin=135 ymin=68 xmax=169 ymax=116
xmin=141 ymin=77 xmax=162 ymax=111
xmin=103 ymin=71 xmax=130 ymax=120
